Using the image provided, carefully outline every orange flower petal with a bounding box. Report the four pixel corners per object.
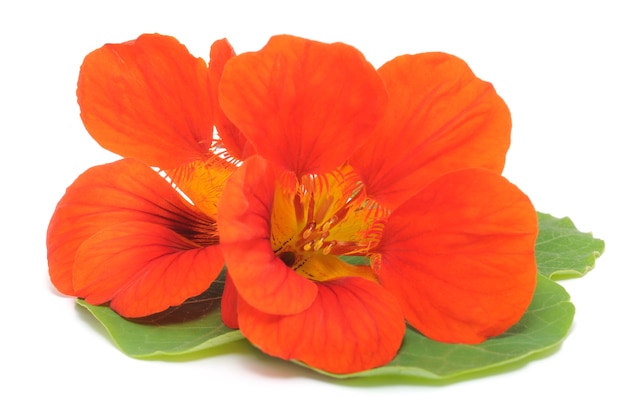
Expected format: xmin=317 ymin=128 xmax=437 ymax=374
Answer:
xmin=238 ymin=277 xmax=405 ymax=374
xmin=73 ymin=221 xmax=223 ymax=317
xmin=375 ymin=169 xmax=537 ymax=343
xmin=220 ymin=272 xmax=239 ymax=329
xmin=208 ymin=38 xmax=250 ymax=161
xmin=351 ymin=53 xmax=511 ymax=211
xmin=78 ymin=33 xmax=213 ymax=168
xmin=47 ymin=159 xmax=222 ymax=316
xmin=219 ymin=35 xmax=387 ymax=176
xmin=217 ymin=155 xmax=318 ymax=314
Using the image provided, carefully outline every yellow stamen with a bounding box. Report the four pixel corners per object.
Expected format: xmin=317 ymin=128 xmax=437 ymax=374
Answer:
xmin=322 ymin=242 xmax=335 ymax=255
xmin=302 ymin=222 xmax=316 ymax=239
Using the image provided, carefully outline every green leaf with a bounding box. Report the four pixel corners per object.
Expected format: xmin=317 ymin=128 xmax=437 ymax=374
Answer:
xmin=307 ymin=275 xmax=574 ymax=380
xmin=536 ymin=212 xmax=605 ymax=279
xmin=76 ymin=274 xmax=243 ymax=357
xmin=77 ymin=300 xmax=243 ymax=358
xmin=77 ymin=300 xmax=243 ymax=357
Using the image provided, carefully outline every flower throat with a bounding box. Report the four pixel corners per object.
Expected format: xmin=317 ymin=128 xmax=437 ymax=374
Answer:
xmin=271 ymin=167 xmax=387 ymax=273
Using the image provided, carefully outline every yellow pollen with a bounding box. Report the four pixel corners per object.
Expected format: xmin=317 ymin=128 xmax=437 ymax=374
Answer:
xmin=322 ymin=215 xmax=338 ymax=232
xmin=302 ymin=222 xmax=316 ymax=239
xmin=303 ymin=242 xmax=313 ymax=251
xmin=313 ymin=239 xmax=324 ymax=251
xmin=322 ymin=242 xmax=335 ymax=255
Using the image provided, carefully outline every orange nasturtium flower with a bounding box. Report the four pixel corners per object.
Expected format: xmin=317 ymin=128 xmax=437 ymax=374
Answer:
xmin=48 ymin=33 xmax=538 ymax=376
xmin=216 ymin=35 xmax=538 ymax=374
xmin=47 ymin=34 xmax=239 ymax=317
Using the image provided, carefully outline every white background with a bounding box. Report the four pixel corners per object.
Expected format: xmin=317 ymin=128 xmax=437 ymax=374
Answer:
xmin=2 ymin=1 xmax=624 ymax=414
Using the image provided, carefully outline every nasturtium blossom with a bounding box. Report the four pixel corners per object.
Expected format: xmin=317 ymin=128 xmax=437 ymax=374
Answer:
xmin=48 ymin=33 xmax=538 ymax=375
xmin=47 ymin=34 xmax=239 ymax=317
xmin=216 ymin=35 xmax=537 ymax=374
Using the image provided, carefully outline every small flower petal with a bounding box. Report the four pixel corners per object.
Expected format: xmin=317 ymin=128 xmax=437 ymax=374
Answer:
xmin=208 ymin=38 xmax=250 ymax=160
xmin=217 ymin=155 xmax=318 ymax=315
xmin=220 ymin=272 xmax=239 ymax=329
xmin=238 ymin=277 xmax=405 ymax=374
xmin=219 ymin=35 xmax=387 ymax=176
xmin=352 ymin=53 xmax=511 ymax=210
xmin=375 ymin=169 xmax=537 ymax=343
xmin=78 ymin=33 xmax=213 ymax=168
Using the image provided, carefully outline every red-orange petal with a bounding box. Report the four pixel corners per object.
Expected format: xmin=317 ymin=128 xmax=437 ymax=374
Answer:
xmin=47 ymin=159 xmax=222 ymax=316
xmin=238 ymin=277 xmax=405 ymax=374
xmin=351 ymin=53 xmax=511 ymax=211
xmin=73 ymin=221 xmax=223 ymax=317
xmin=219 ymin=35 xmax=387 ymax=177
xmin=78 ymin=33 xmax=213 ymax=168
xmin=208 ymin=38 xmax=250 ymax=161
xmin=217 ymin=155 xmax=318 ymax=315
xmin=220 ymin=272 xmax=239 ymax=329
xmin=375 ymin=169 xmax=537 ymax=343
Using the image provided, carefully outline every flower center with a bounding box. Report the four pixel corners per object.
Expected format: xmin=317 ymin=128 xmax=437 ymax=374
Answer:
xmin=271 ymin=167 xmax=387 ymax=275
xmin=299 ymin=215 xmax=338 ymax=255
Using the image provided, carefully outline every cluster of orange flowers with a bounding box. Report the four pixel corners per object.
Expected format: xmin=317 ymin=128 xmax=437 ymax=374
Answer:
xmin=48 ymin=34 xmax=537 ymax=374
